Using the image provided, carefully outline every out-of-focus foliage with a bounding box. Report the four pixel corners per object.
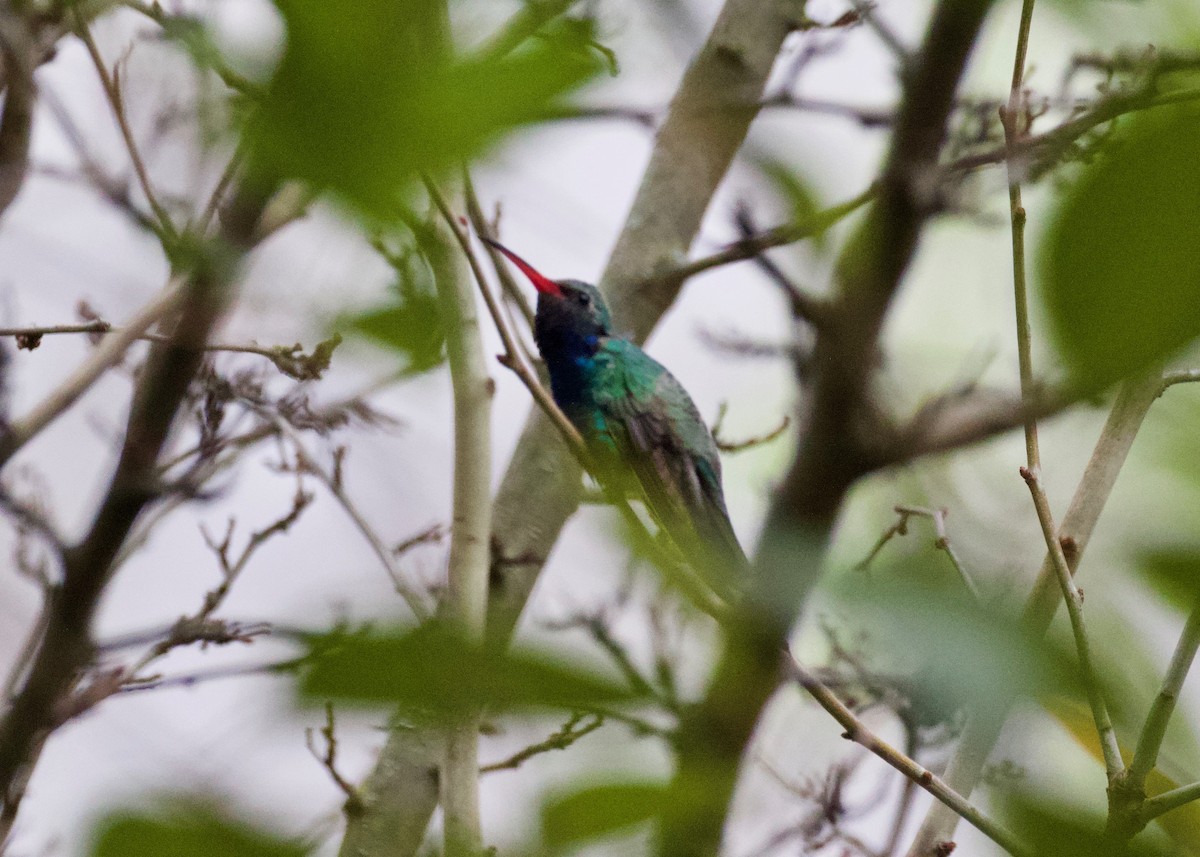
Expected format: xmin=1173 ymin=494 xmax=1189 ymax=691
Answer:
xmin=1048 ymin=693 xmax=1200 ymax=856
xmin=1040 ymin=102 xmax=1200 ymax=387
xmin=998 ymin=793 xmax=1180 ymax=857
xmin=293 ymin=622 xmax=642 ymax=714
xmin=343 ymin=245 xmax=447 ymax=376
xmin=541 ymin=781 xmax=666 ymax=850
xmin=248 ymin=0 xmax=606 ymax=217
xmin=1139 ymin=550 xmax=1200 ymax=615
xmin=757 ymin=159 xmax=830 ymax=252
xmin=91 ymin=804 xmax=307 ymax=857
xmin=824 ymin=562 xmax=1083 ymax=723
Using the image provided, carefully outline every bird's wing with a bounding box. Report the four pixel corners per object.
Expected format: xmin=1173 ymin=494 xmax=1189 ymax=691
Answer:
xmin=590 ymin=339 xmax=748 ymax=588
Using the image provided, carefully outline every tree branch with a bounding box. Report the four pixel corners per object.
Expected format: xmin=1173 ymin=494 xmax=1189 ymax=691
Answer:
xmin=906 ymin=372 xmax=1164 ymax=856
xmin=425 ymin=180 xmax=494 ymax=857
xmin=0 ymin=176 xmax=272 ymax=819
xmin=790 ymin=658 xmax=1032 ymax=857
xmin=0 ymin=9 xmax=35 ymax=221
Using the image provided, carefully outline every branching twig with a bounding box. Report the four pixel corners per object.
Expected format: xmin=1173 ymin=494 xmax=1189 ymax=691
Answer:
xmin=789 ymin=657 xmax=1032 ymax=857
xmin=268 ymin=416 xmax=432 ymax=620
xmin=711 ymin=402 xmax=790 ymax=453
xmin=0 ymin=320 xmax=341 ymax=379
xmin=71 ymin=8 xmax=177 ymax=241
xmin=856 ymin=504 xmax=978 ymax=598
xmin=306 ymin=702 xmax=365 ymax=817
xmin=480 ymin=713 xmax=604 ymax=773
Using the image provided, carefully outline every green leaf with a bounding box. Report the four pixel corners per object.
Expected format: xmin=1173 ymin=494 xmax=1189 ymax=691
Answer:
xmin=343 ymin=269 xmax=446 ymax=376
xmin=249 ymin=1 xmax=605 ymax=216
xmin=1140 ymin=549 xmax=1200 ymax=614
xmin=1040 ymin=102 xmax=1200 ymax=387
xmin=294 ymin=623 xmax=639 ymax=714
xmin=542 ymin=782 xmax=666 ymax=849
xmin=825 ymin=569 xmax=1082 ymax=723
xmin=92 ymin=806 xmax=306 ymax=857
xmin=758 ymin=159 xmax=830 ymax=252
xmin=998 ymin=792 xmax=1179 ymax=857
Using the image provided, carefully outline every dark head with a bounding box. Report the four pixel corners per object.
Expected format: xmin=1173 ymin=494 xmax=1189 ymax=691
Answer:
xmin=482 ymin=238 xmax=613 ymax=360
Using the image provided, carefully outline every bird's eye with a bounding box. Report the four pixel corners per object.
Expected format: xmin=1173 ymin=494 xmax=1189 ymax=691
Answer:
xmin=576 ymin=292 xmax=591 ymax=307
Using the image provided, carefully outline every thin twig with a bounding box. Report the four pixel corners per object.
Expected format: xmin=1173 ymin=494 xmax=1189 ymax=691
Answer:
xmin=306 ymin=702 xmax=365 ymax=816
xmin=857 ymin=504 xmax=979 ymax=598
xmin=268 ymin=415 xmax=431 ymax=620
xmin=639 ymin=187 xmax=875 ymax=292
xmin=71 ymin=8 xmax=177 ymax=241
xmin=480 ymin=712 xmax=604 ymax=773
xmin=1001 ymin=0 xmax=1041 ymax=471
xmin=789 ymin=657 xmax=1032 ymax=857
xmin=1019 ymin=465 xmax=1124 ymax=779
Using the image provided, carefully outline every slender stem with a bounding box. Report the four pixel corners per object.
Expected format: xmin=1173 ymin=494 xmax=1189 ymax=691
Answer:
xmin=790 ymin=659 xmax=1033 ymax=857
xmin=1127 ymin=594 xmax=1200 ymax=788
xmin=1020 ymin=466 xmax=1124 ymax=778
xmin=1141 ymin=780 xmax=1200 ymax=823
xmin=637 ymin=186 xmax=875 ymax=292
xmin=71 ymin=8 xmax=177 ymax=241
xmin=0 ymin=320 xmax=320 ymax=362
xmin=1003 ymin=0 xmax=1040 ymax=470
xmin=426 ymin=183 xmax=493 ymax=857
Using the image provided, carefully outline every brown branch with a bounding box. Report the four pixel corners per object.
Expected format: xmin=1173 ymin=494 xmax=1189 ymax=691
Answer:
xmin=0 ymin=11 xmax=36 ymax=221
xmin=306 ymin=702 xmax=365 ymax=817
xmin=789 ymin=658 xmax=1032 ymax=857
xmin=0 ymin=176 xmax=272 ymax=819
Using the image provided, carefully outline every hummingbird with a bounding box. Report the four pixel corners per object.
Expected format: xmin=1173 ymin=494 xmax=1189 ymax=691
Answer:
xmin=482 ymin=238 xmax=749 ymax=594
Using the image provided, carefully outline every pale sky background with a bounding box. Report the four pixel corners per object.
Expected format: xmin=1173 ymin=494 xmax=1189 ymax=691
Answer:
xmin=2 ymin=1 xmax=1200 ymax=855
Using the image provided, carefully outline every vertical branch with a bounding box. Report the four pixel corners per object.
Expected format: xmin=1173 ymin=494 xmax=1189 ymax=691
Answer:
xmin=1001 ymin=0 xmax=1040 ymax=468
xmin=426 ymin=180 xmax=493 ymax=857
xmin=0 ymin=10 xmax=35 ymax=220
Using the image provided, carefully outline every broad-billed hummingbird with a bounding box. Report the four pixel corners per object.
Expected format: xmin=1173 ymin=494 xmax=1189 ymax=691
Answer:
xmin=482 ymin=238 xmax=749 ymax=592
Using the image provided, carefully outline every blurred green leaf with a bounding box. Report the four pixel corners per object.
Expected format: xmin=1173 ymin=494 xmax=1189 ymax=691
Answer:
xmin=250 ymin=1 xmax=605 ymax=216
xmin=1041 ymin=103 xmax=1200 ymax=387
xmin=999 ymin=792 xmax=1179 ymax=857
xmin=92 ymin=805 xmax=306 ymax=857
xmin=294 ymin=623 xmax=640 ymax=713
xmin=759 ymin=159 xmax=830 ymax=252
xmin=542 ymin=781 xmax=665 ymax=849
xmin=344 ymin=264 xmax=446 ymax=376
xmin=1141 ymin=549 xmax=1200 ymax=614
xmin=826 ymin=569 xmax=1082 ymax=723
